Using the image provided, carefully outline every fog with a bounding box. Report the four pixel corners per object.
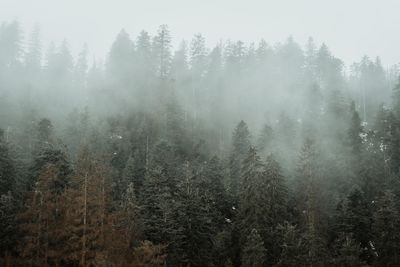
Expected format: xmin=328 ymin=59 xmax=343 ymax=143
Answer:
xmin=1 ymin=1 xmax=400 ymax=266
xmin=3 ymin=0 xmax=400 ymax=65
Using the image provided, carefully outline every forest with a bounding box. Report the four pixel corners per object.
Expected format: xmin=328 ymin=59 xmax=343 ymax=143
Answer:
xmin=1 ymin=20 xmax=400 ymax=266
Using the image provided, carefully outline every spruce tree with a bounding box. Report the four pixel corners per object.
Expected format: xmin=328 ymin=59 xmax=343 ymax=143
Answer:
xmin=229 ymin=120 xmax=251 ymax=198
xmin=241 ymin=228 xmax=266 ymax=267
xmin=295 ymin=138 xmax=330 ymax=266
xmin=338 ymin=186 xmax=373 ymax=263
xmin=333 ymin=235 xmax=366 ymax=267
xmin=348 ymin=104 xmax=364 ymax=157
xmin=0 ymin=128 xmax=16 ymax=195
xmin=152 ymin=24 xmax=172 ymax=80
xmin=263 ymin=154 xmax=288 ymax=263
xmin=276 ymin=222 xmax=302 ymax=267
xmin=169 ymin=162 xmax=214 ymax=267
xmin=392 ymin=77 xmax=400 ymax=118
xmin=0 ymin=192 xmax=17 ymax=264
xmin=140 ymin=165 xmax=175 ymax=245
xmin=238 ymin=147 xmax=268 ymax=238
xmin=199 ymin=155 xmax=230 ymax=225
xmin=372 ymin=190 xmax=400 ymax=266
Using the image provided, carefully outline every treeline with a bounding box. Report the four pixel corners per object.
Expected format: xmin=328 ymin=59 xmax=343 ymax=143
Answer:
xmin=1 ymin=20 xmax=400 ymax=266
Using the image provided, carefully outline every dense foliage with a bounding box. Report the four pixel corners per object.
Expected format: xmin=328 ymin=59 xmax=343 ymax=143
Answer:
xmin=1 ymin=20 xmax=400 ymax=266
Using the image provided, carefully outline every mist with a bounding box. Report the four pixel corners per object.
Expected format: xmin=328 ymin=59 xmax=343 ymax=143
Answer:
xmin=1 ymin=1 xmax=400 ymax=266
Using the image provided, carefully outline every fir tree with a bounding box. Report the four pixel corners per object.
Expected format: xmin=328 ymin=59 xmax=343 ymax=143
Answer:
xmin=276 ymin=222 xmax=302 ymax=267
xmin=241 ymin=228 xmax=266 ymax=267
xmin=229 ymin=120 xmax=251 ymax=198
xmin=333 ymin=235 xmax=366 ymax=267
xmin=372 ymin=190 xmax=400 ymax=266
xmin=0 ymin=128 xmax=16 ymax=195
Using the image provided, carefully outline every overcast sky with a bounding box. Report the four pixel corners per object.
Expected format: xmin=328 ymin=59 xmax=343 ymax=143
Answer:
xmin=2 ymin=0 xmax=399 ymax=67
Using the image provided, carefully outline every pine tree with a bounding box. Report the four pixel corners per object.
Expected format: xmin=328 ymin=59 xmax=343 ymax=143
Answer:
xmin=120 ymin=182 xmax=143 ymax=248
xmin=229 ymin=120 xmax=251 ymax=198
xmin=264 ymin=154 xmax=288 ymax=224
xmin=25 ymin=24 xmax=42 ymax=75
xmin=28 ymin=147 xmax=71 ymax=194
xmin=0 ymin=20 xmax=22 ymax=69
xmin=0 ymin=192 xmax=18 ymax=265
xmin=169 ymin=162 xmax=214 ymax=267
xmin=295 ymin=138 xmax=321 ymax=226
xmin=333 ymin=235 xmax=366 ymax=267
xmin=263 ymin=154 xmax=288 ymax=263
xmin=337 ymin=186 xmax=373 ymax=263
xmin=171 ymin=40 xmax=189 ymax=81
xmin=348 ymin=104 xmax=364 ymax=157
xmin=152 ymin=25 xmax=172 ymax=80
xmin=275 ymin=222 xmax=302 ymax=267
xmin=238 ymin=147 xmax=268 ymax=238
xmin=392 ymin=77 xmax=400 ymax=118
xmin=198 ymin=155 xmax=230 ymax=225
xmin=63 ymin=147 xmax=120 ymax=266
xmin=190 ymin=33 xmax=207 ymax=78
xmin=136 ymin=30 xmax=155 ymax=83
xmin=372 ymin=190 xmax=400 ymax=266
xmin=0 ymin=128 xmax=16 ymax=195
xmin=359 ymin=129 xmax=386 ymax=202
xmin=18 ymin=164 xmax=70 ymax=266
xmin=131 ymin=241 xmax=166 ymax=267
xmin=122 ymin=153 xmax=146 ymax=195
xmin=74 ymin=43 xmax=89 ymax=86
xmin=165 ymin=92 xmax=188 ymax=159
xmin=140 ymin=165 xmax=175 ymax=245
xmin=295 ymin=138 xmax=330 ymax=266
xmin=256 ymin=123 xmax=273 ymax=155
xmin=107 ymin=29 xmax=134 ymax=80
xmin=241 ymin=229 xmax=266 ymax=267
xmin=107 ymin=182 xmax=143 ymax=266
xmin=386 ymin=112 xmax=400 ymax=175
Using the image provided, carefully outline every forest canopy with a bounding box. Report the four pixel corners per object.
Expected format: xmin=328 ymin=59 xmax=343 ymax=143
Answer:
xmin=1 ymin=20 xmax=400 ymax=266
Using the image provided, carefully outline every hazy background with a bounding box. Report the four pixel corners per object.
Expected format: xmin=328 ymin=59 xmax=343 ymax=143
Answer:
xmin=2 ymin=0 xmax=399 ymax=67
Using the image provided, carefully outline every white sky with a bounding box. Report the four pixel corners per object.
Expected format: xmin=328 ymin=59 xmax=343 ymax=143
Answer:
xmin=1 ymin=0 xmax=399 ymax=67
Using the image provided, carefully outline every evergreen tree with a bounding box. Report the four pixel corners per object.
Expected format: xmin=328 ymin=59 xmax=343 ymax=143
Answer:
xmin=25 ymin=24 xmax=42 ymax=75
xmin=238 ymin=147 xmax=268 ymax=237
xmin=140 ymin=166 xmax=175 ymax=245
xmin=257 ymin=123 xmax=273 ymax=155
xmin=333 ymin=235 xmax=366 ymax=267
xmin=275 ymin=222 xmax=303 ymax=267
xmin=264 ymin=154 xmax=288 ymax=224
xmin=263 ymin=154 xmax=288 ymax=263
xmin=0 ymin=128 xmax=16 ymax=195
xmin=0 ymin=20 xmax=22 ymax=70
xmin=199 ymin=155 xmax=230 ymax=225
xmin=348 ymin=104 xmax=364 ymax=156
xmin=18 ymin=164 xmax=70 ymax=266
xmin=190 ymin=34 xmax=207 ymax=77
xmin=74 ymin=43 xmax=89 ymax=86
xmin=241 ymin=228 xmax=266 ymax=267
xmin=169 ymin=162 xmax=214 ymax=267
xmin=337 ymin=186 xmax=373 ymax=263
xmin=372 ymin=190 xmax=400 ymax=266
xmin=0 ymin=192 xmax=18 ymax=265
xmin=131 ymin=241 xmax=166 ymax=267
xmin=393 ymin=77 xmax=400 ymax=118
xmin=152 ymin=25 xmax=172 ymax=80
xmin=229 ymin=120 xmax=251 ymax=198
xmin=63 ymin=147 xmax=122 ymax=266
xmin=122 ymin=153 xmax=145 ymax=195
xmin=107 ymin=29 xmax=134 ymax=80
xmin=295 ymin=138 xmax=330 ymax=266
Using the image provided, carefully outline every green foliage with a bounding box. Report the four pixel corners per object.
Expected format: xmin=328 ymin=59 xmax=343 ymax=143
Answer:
xmin=241 ymin=229 xmax=266 ymax=267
